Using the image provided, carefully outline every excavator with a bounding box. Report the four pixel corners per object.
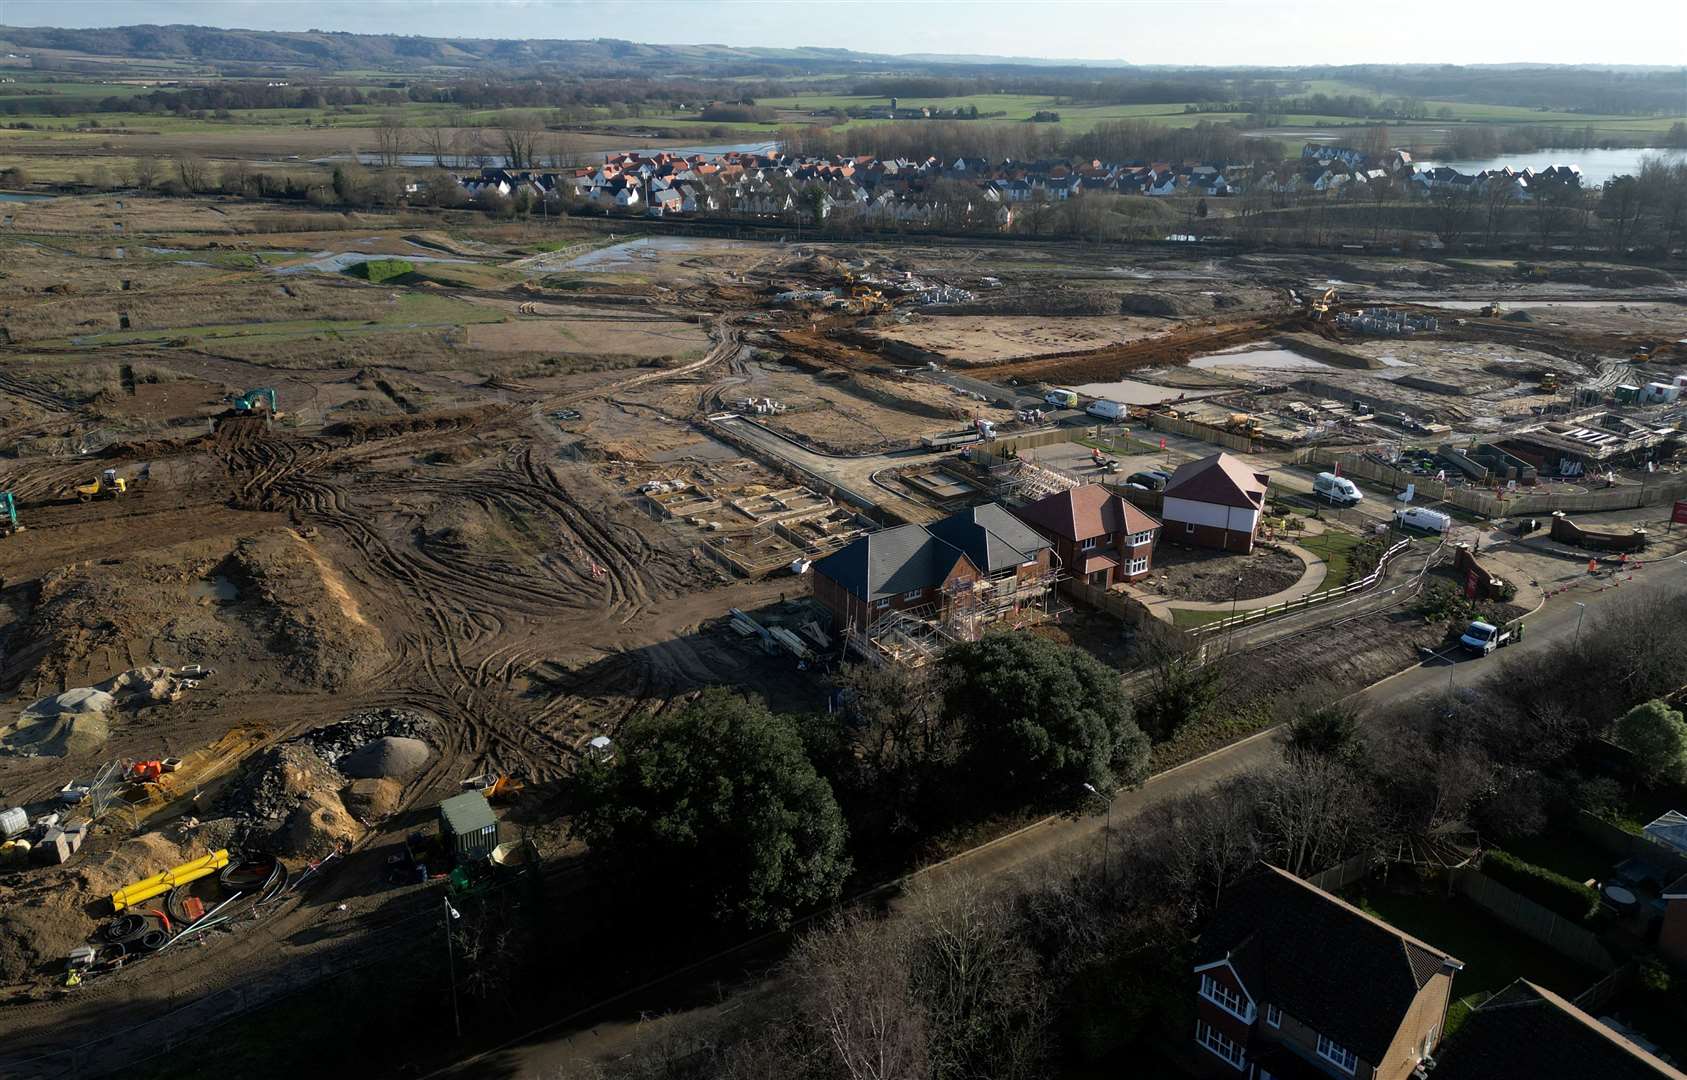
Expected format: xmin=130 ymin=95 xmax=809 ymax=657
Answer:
xmin=1479 ymin=301 xmax=1504 ymax=318
xmin=74 ymin=469 xmax=127 ymax=503
xmin=849 ymin=284 xmax=889 ymax=315
xmin=0 ymin=491 xmax=20 ymax=538
xmin=1307 ymin=287 xmax=1339 ymax=322
xmin=227 ymin=387 xmax=280 ymax=417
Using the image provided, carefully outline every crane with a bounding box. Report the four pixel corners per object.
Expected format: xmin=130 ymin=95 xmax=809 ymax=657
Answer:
xmin=0 ymin=491 xmax=19 ymax=538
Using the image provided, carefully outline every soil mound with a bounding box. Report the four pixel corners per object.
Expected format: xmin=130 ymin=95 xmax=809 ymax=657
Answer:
xmin=282 ymin=792 xmax=364 ymax=857
xmin=339 ymin=736 xmax=430 ymax=780
xmin=1120 ymin=292 xmax=1194 ymax=317
xmin=341 ymin=778 xmax=402 ymax=823
xmin=1503 ymin=309 xmax=1534 ymax=322
xmin=0 ymin=712 xmax=109 ymax=758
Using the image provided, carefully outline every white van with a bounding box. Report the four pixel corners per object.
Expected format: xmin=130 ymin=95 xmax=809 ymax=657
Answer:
xmin=1395 ymin=506 xmax=1451 ymax=534
xmin=1044 ymin=388 xmax=1079 ymax=409
xmin=1085 ymin=399 xmax=1128 ymax=421
xmin=1313 ymin=471 xmax=1361 ymax=506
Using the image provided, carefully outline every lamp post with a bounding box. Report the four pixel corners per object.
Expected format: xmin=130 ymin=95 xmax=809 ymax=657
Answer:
xmin=1573 ymin=601 xmax=1587 ymax=648
xmin=1227 ymin=574 xmax=1244 ymax=651
xmin=1083 ymin=782 xmax=1112 ymax=886
xmin=443 ymin=898 xmax=462 ymax=1039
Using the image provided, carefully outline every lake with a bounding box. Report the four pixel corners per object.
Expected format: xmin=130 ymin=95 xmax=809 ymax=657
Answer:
xmin=1413 ymin=148 xmax=1682 ymax=186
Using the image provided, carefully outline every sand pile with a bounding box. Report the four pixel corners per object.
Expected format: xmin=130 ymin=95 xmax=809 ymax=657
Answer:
xmin=2 ymin=688 xmax=115 ymax=757
xmin=339 ymin=736 xmax=430 ymax=780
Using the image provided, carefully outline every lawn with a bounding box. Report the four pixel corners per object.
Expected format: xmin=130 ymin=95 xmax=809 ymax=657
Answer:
xmin=1353 ymin=890 xmax=1600 ymax=1035
xmin=1296 ymin=529 xmax=1364 ymax=584
xmin=1501 ymin=830 xmax=1615 ymax=888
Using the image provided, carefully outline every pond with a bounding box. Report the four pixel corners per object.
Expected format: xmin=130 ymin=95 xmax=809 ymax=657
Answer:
xmin=1413 ymin=148 xmax=1682 ymax=187
xmin=0 ymin=192 xmax=56 ymax=203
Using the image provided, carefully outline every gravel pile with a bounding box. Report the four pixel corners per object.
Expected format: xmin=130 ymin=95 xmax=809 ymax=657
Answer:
xmin=339 ymin=736 xmax=430 ymax=780
xmin=296 ymin=709 xmax=435 ymax=768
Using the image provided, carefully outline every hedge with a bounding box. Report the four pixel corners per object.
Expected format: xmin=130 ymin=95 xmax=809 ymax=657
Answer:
xmin=1484 ymin=849 xmax=1600 ymax=922
xmin=350 ymin=258 xmax=414 ymax=284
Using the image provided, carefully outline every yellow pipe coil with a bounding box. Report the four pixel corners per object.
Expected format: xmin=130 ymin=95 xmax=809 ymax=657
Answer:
xmin=110 ymin=849 xmax=229 ymax=912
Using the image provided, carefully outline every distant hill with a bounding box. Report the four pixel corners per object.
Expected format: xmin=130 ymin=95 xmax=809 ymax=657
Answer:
xmin=0 ymin=24 xmax=1128 ymax=75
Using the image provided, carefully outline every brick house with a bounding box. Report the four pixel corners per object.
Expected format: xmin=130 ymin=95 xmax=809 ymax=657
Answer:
xmin=1162 ymin=452 xmax=1270 ymax=554
xmin=810 ymin=504 xmax=1052 ymax=634
xmin=1193 ymin=865 xmax=1462 ymax=1080
xmin=1012 ymin=483 xmax=1160 ymax=588
xmin=1433 ymin=979 xmax=1683 ymax=1079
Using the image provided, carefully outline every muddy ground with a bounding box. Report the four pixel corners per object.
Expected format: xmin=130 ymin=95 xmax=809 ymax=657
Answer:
xmin=0 ymin=197 xmax=1683 ymax=1065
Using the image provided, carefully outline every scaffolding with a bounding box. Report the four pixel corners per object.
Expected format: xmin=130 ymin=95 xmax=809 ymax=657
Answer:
xmin=845 ymin=556 xmax=1066 ymax=667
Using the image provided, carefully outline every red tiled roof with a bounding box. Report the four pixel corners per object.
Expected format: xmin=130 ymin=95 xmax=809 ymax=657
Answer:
xmin=1164 ymin=452 xmax=1268 ymax=510
xmin=1082 ymin=554 xmax=1120 ymax=574
xmin=1013 ymin=483 xmax=1161 ymax=542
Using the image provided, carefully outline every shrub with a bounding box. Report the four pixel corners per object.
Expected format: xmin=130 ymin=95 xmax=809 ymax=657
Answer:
xmin=350 ymin=258 xmax=414 ymax=284
xmin=1483 ymin=849 xmax=1599 ymax=922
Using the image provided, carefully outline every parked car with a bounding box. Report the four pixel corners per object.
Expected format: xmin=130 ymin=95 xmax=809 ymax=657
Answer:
xmin=1126 ymin=470 xmax=1169 ymax=492
xmin=1313 ymin=471 xmax=1362 ymax=506
xmin=1395 ymin=506 xmax=1451 ymax=534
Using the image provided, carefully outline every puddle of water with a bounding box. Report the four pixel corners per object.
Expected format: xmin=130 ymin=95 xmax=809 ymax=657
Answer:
xmin=273 ymin=251 xmax=470 ymax=275
xmin=189 ymin=576 xmax=239 ymax=603
xmin=1073 ymin=379 xmax=1225 ymax=405
xmin=1188 ymin=346 xmax=1340 ymax=372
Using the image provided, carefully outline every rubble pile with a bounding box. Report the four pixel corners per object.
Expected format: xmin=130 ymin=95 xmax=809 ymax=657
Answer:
xmin=216 ymin=709 xmax=433 ymax=856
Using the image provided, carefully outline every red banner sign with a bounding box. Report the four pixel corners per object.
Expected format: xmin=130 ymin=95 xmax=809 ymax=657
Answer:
xmin=1674 ymin=500 xmax=1687 ymax=526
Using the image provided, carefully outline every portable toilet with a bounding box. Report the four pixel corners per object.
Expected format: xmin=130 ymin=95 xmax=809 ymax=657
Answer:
xmin=1614 ymin=384 xmax=1641 ymax=404
xmin=438 ymin=791 xmax=498 ymax=863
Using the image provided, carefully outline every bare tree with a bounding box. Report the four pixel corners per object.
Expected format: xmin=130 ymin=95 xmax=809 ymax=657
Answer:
xmin=793 ymin=912 xmax=928 ymax=1080
xmin=1255 ymin=758 xmax=1375 ymax=876
xmin=373 ymin=112 xmax=407 ymax=169
xmin=420 ymin=125 xmax=450 ymax=168
xmin=498 ymin=112 xmax=544 ymax=170
xmin=130 ymin=156 xmax=161 ymax=190
xmin=173 ymin=154 xmax=209 ymax=192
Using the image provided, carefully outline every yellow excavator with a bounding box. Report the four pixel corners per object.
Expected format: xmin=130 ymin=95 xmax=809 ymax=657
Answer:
xmin=1308 ymin=287 xmax=1339 ymax=321
xmin=1539 ymin=372 xmax=1560 ymax=393
xmin=849 ymin=284 xmax=889 ymax=315
xmin=74 ymin=469 xmax=127 ymax=503
xmin=1479 ymin=301 xmax=1504 ymax=318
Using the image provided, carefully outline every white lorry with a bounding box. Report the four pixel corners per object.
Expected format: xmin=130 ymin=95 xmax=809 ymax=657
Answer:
xmin=1459 ymin=620 xmax=1516 ymax=655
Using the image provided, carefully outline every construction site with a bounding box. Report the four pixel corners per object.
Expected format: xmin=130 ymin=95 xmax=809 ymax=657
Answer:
xmin=1 ymin=192 xmax=1686 ymax=1075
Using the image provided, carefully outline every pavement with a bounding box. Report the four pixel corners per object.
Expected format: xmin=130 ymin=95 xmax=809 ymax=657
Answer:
xmin=1135 ymin=540 xmax=1330 ymax=622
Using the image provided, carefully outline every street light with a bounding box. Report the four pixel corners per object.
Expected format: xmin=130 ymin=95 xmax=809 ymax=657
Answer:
xmin=1573 ymin=602 xmax=1587 ymax=648
xmin=444 ymin=898 xmax=462 ymax=1039
xmin=1083 ymin=782 xmax=1112 ymax=887
xmin=1227 ymin=574 xmax=1244 ymax=651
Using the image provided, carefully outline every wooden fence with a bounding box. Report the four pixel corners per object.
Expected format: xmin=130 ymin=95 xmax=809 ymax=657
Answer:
xmin=1186 ymin=537 xmax=1415 ymax=637
xmin=1451 ymin=867 xmax=1616 ymax=973
xmin=1146 ymin=412 xmax=1256 ymax=452
xmin=1059 ymin=577 xmax=1154 ymax=627
xmin=1305 ymin=852 xmax=1376 ymax=892
xmin=1572 ymin=811 xmax=1687 ymax=885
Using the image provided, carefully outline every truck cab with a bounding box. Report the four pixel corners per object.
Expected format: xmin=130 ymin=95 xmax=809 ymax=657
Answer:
xmin=1460 ymin=620 xmax=1514 ymax=655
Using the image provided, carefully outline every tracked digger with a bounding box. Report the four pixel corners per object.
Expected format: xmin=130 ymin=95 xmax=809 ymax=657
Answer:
xmin=0 ymin=491 xmax=20 ymax=537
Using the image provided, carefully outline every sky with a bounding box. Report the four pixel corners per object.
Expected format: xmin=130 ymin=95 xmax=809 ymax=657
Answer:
xmin=4 ymin=0 xmax=1685 ymax=67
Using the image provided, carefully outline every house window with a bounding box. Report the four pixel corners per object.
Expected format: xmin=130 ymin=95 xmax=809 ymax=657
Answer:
xmin=1266 ymin=1004 xmax=1282 ymax=1028
xmin=1128 ymin=557 xmax=1149 ymax=576
xmin=1194 ymin=1020 xmax=1246 ymax=1070
xmin=875 ymin=599 xmax=890 ymax=609
xmin=1185 ymin=521 xmax=1197 ymax=534
xmin=1080 ymin=536 xmax=1099 ymax=551
xmin=1130 ymin=530 xmax=1154 ymax=547
xmin=1199 ymin=973 xmax=1250 ymax=1022
xmin=1316 ymin=1034 xmax=1358 ymax=1074
xmin=902 ymin=589 xmax=924 ymax=602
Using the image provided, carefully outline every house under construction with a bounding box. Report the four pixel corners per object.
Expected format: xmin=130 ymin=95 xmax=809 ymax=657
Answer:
xmin=809 ymin=502 xmax=1064 ymax=666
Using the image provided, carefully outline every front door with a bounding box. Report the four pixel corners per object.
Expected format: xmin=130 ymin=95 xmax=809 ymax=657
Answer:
xmin=1089 ymin=569 xmax=1109 ymax=587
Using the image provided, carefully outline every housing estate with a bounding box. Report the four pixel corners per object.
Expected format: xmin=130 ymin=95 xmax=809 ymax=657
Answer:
xmin=1011 ymin=483 xmax=1161 ymax=587
xmin=1161 ymin=451 xmax=1270 ymax=553
xmin=809 ymin=502 xmax=1055 ymax=637
xmin=1193 ymin=864 xmax=1463 ymax=1080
